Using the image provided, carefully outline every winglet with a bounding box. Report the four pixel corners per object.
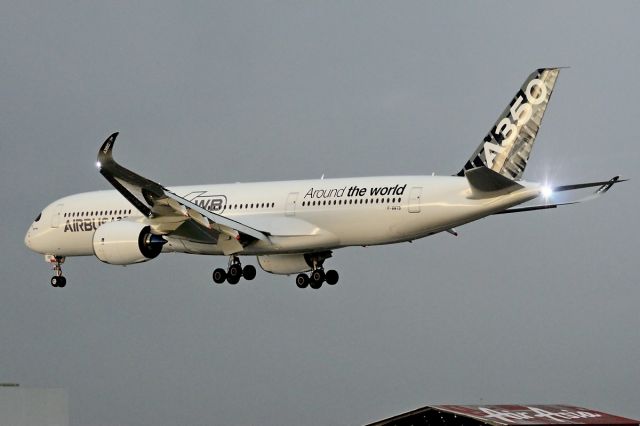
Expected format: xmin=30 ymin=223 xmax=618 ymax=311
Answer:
xmin=596 ymin=175 xmax=621 ymax=194
xmin=97 ymin=132 xmax=119 ymax=167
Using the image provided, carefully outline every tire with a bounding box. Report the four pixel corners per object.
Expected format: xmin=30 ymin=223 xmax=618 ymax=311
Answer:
xmin=242 ymin=265 xmax=257 ymax=281
xmin=309 ymin=279 xmax=322 ymax=290
xmin=227 ymin=274 xmax=240 ymax=285
xmin=310 ymin=269 xmax=325 ymax=285
xmin=325 ymin=270 xmax=339 ymax=285
xmin=50 ymin=276 xmax=59 ymax=287
xmin=57 ymin=276 xmax=67 ymax=288
xmin=212 ymin=268 xmax=227 ymax=284
xmin=295 ymin=273 xmax=309 ymax=289
xmin=228 ymin=264 xmax=243 ymax=280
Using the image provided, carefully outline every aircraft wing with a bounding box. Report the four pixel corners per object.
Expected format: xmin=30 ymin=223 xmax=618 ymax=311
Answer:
xmin=495 ymin=176 xmax=626 ymax=214
xmin=97 ymin=132 xmax=270 ymax=254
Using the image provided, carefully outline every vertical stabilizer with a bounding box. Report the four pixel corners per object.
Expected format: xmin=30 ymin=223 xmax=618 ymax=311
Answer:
xmin=457 ymin=68 xmax=561 ymax=180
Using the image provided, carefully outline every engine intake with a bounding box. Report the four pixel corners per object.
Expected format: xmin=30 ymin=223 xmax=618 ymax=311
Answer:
xmin=93 ymin=221 xmax=166 ymax=265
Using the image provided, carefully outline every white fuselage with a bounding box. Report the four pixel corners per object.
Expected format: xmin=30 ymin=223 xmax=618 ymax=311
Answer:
xmin=25 ymin=175 xmax=541 ymax=259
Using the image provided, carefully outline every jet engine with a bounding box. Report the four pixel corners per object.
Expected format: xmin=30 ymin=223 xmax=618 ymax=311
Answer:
xmin=92 ymin=221 xmax=166 ymax=265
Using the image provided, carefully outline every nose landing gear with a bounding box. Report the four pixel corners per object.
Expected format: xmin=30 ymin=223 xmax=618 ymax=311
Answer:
xmin=212 ymin=256 xmax=257 ymax=285
xmin=48 ymin=256 xmax=67 ymax=288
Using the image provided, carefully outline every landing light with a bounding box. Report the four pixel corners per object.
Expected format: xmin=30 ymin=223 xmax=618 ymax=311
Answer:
xmin=541 ymin=185 xmax=553 ymax=199
xmin=96 ymin=161 xmax=101 ymax=168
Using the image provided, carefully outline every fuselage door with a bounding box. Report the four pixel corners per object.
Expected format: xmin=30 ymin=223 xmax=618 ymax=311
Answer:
xmin=408 ymin=187 xmax=422 ymax=213
xmin=285 ymin=192 xmax=298 ymax=216
xmin=51 ymin=203 xmax=64 ymax=228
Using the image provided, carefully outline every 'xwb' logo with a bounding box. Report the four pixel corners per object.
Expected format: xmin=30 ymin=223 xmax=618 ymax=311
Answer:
xmin=185 ymin=192 xmax=227 ymax=213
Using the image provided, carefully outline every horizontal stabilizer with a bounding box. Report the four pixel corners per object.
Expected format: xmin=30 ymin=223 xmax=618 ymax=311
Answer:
xmin=494 ymin=203 xmax=567 ymax=214
xmin=465 ymin=166 xmax=524 ymax=198
xmin=552 ymin=176 xmax=625 ymax=193
xmin=494 ymin=175 xmax=626 ymax=214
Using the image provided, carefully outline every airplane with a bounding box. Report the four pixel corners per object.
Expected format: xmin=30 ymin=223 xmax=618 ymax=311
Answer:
xmin=24 ymin=68 xmax=625 ymax=289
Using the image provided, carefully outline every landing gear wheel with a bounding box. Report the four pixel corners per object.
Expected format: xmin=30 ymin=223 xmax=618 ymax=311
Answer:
xmin=242 ymin=265 xmax=256 ymax=281
xmin=51 ymin=276 xmax=66 ymax=288
xmin=212 ymin=268 xmax=227 ymax=284
xmin=227 ymin=264 xmax=242 ymax=284
xmin=295 ymin=273 xmax=309 ymax=289
xmin=310 ymin=269 xmax=324 ymax=289
xmin=310 ymin=269 xmax=325 ymax=284
xmin=309 ymin=279 xmax=322 ymax=289
xmin=49 ymin=256 xmax=66 ymax=288
xmin=325 ymin=270 xmax=339 ymax=285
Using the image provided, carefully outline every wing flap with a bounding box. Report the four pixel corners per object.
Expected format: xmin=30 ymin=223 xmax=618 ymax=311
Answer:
xmin=163 ymin=190 xmax=269 ymax=241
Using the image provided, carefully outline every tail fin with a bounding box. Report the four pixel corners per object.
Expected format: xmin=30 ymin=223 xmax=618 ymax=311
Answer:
xmin=457 ymin=68 xmax=561 ymax=180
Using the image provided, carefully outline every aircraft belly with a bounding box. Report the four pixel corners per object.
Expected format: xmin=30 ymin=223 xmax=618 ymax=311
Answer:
xmin=410 ymin=188 xmax=540 ymax=237
xmin=245 ymin=232 xmax=340 ymax=255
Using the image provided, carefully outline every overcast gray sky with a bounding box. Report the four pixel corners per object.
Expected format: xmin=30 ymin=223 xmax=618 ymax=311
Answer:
xmin=1 ymin=2 xmax=639 ymax=425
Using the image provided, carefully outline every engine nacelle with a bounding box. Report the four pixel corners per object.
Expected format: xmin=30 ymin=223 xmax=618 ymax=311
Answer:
xmin=92 ymin=221 xmax=165 ymax=265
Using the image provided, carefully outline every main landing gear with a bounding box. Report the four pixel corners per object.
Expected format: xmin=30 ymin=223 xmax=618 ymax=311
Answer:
xmin=295 ymin=255 xmax=339 ymax=289
xmin=49 ymin=256 xmax=67 ymax=288
xmin=296 ymin=269 xmax=339 ymax=289
xmin=212 ymin=256 xmax=256 ymax=285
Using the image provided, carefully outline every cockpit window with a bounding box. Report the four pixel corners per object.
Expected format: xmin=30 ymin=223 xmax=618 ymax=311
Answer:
xmin=34 ymin=212 xmax=42 ymax=222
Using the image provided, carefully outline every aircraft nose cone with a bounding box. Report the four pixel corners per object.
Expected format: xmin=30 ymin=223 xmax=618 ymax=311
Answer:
xmin=24 ymin=227 xmax=35 ymax=251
